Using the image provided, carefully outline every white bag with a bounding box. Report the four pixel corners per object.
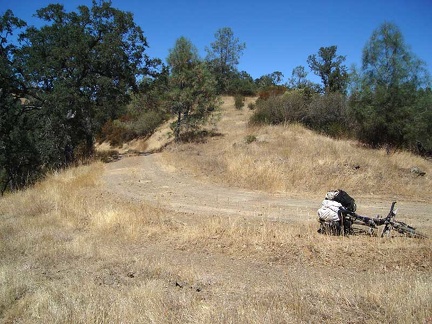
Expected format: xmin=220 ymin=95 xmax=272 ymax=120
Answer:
xmin=317 ymin=199 xmax=342 ymax=222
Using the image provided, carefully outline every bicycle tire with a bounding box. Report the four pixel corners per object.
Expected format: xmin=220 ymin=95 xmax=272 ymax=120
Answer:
xmin=385 ymin=221 xmax=428 ymax=239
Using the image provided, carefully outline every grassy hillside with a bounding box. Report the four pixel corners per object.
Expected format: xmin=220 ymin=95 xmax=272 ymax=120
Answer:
xmin=1 ymin=96 xmax=431 ymax=323
xmin=163 ymin=96 xmax=432 ymax=200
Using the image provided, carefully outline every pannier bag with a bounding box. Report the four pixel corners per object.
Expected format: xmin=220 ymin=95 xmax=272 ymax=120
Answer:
xmin=325 ymin=189 xmax=356 ymax=212
xmin=317 ymin=199 xmax=342 ymax=222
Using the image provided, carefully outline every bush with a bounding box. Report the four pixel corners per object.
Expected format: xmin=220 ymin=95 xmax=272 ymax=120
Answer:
xmin=250 ymin=90 xmax=352 ymax=138
xmin=98 ymin=120 xmax=130 ymax=147
xmin=98 ymin=111 xmax=166 ymax=147
xmin=130 ymin=110 xmax=166 ymax=137
xmin=244 ymin=134 xmax=257 ymax=144
xmin=250 ymin=90 xmax=308 ymax=125
xmin=305 ymin=92 xmax=351 ymax=138
xmin=234 ymin=95 xmax=245 ymax=109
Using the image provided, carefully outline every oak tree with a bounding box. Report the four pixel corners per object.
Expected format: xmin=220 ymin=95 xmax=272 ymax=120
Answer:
xmin=16 ymin=1 xmax=153 ymax=159
xmin=307 ymin=45 xmax=348 ymax=94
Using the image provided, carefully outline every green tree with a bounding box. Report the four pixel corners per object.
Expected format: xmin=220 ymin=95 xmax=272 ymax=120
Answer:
xmin=0 ymin=10 xmax=41 ymax=193
xmin=225 ymin=70 xmax=256 ymax=96
xmin=255 ymin=71 xmax=284 ymax=89
xmin=167 ymin=37 xmax=219 ymax=141
xmin=0 ymin=1 xmax=157 ymax=192
xmin=287 ymin=66 xmax=309 ymax=89
xmin=349 ymin=22 xmax=430 ymax=148
xmin=205 ymin=27 xmax=246 ymax=94
xmin=307 ymin=45 xmax=348 ymax=94
xmin=406 ymin=88 xmax=432 ymax=152
xmin=15 ymin=0 xmax=153 ymax=159
xmin=287 ymin=65 xmax=321 ymax=100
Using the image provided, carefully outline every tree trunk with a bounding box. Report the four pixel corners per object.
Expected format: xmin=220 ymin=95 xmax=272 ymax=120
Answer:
xmin=175 ymin=110 xmax=181 ymax=142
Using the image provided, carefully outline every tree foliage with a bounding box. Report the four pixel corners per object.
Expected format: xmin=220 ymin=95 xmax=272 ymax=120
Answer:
xmin=15 ymin=1 xmax=153 ymax=157
xmin=349 ymin=22 xmax=431 ymax=149
xmin=167 ymin=37 xmax=219 ymax=141
xmin=255 ymin=71 xmax=284 ymax=89
xmin=0 ymin=10 xmax=38 ymax=193
xmin=226 ymin=70 xmax=256 ymax=96
xmin=205 ymin=27 xmax=246 ymax=94
xmin=307 ymin=46 xmax=348 ymax=94
xmin=0 ymin=1 xmax=156 ymax=192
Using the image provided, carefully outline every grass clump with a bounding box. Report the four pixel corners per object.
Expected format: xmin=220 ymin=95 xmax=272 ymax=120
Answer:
xmin=234 ymin=95 xmax=245 ymax=109
xmin=244 ymin=134 xmax=257 ymax=144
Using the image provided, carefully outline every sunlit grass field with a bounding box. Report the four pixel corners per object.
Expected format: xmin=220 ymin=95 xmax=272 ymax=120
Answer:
xmin=1 ymin=97 xmax=431 ymax=323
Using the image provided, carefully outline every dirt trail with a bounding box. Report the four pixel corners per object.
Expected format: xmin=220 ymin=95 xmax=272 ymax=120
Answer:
xmin=102 ymin=153 xmax=431 ymax=228
xmin=103 ymin=154 xmax=318 ymax=222
xmin=101 ymin=96 xmax=431 ymax=227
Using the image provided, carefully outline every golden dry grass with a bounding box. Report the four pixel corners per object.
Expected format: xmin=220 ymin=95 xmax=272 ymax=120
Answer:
xmin=1 ymin=96 xmax=432 ymax=323
xmin=163 ymin=96 xmax=432 ymax=201
xmin=1 ymin=162 xmax=431 ymax=323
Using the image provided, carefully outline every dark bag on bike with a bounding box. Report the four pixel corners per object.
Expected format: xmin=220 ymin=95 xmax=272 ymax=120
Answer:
xmin=326 ymin=189 xmax=356 ymax=212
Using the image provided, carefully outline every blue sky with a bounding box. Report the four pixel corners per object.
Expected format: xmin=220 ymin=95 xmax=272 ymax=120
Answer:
xmin=2 ymin=0 xmax=432 ymax=83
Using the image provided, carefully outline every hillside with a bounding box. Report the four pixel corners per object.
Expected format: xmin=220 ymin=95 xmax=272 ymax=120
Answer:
xmin=0 ymin=96 xmax=431 ymax=323
xmin=161 ymin=96 xmax=432 ymax=201
xmin=102 ymin=96 xmax=431 ymax=230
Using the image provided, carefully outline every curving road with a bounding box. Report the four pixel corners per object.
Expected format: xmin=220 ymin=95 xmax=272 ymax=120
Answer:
xmin=102 ymin=154 xmax=431 ymax=228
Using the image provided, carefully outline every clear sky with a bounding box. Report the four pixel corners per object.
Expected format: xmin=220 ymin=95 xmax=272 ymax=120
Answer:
xmin=2 ymin=0 xmax=432 ymax=83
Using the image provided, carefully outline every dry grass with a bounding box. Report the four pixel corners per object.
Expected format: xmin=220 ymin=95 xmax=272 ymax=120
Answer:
xmin=1 ymin=97 xmax=431 ymax=323
xmin=163 ymin=96 xmax=432 ymax=201
xmin=1 ymin=160 xmax=431 ymax=323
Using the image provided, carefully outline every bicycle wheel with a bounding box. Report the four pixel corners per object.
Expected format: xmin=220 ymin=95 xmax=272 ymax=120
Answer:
xmin=386 ymin=221 xmax=427 ymax=239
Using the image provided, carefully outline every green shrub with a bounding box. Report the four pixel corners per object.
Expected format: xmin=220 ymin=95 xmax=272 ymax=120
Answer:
xmin=250 ymin=90 xmax=352 ymax=138
xmin=250 ymin=90 xmax=307 ymax=125
xmin=244 ymin=134 xmax=257 ymax=144
xmin=234 ymin=95 xmax=245 ymax=109
xmin=130 ymin=110 xmax=165 ymax=137
xmin=305 ymin=92 xmax=351 ymax=137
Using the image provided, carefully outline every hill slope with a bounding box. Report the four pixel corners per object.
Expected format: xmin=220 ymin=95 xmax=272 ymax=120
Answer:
xmin=101 ymin=96 xmax=432 ymax=224
xmin=1 ymin=96 xmax=431 ymax=323
xmin=160 ymin=96 xmax=432 ymax=200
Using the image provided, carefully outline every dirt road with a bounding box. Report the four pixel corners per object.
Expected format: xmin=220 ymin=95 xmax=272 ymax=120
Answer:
xmin=101 ymin=96 xmax=430 ymax=228
xmin=103 ymin=154 xmax=317 ymax=223
xmin=102 ymin=153 xmax=431 ymax=228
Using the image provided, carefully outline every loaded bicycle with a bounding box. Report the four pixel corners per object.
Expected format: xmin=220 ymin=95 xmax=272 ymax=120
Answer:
xmin=317 ymin=190 xmax=427 ymax=238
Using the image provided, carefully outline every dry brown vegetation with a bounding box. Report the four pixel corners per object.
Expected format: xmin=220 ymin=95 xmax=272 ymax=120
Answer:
xmin=163 ymin=97 xmax=432 ymax=201
xmin=1 ymin=96 xmax=432 ymax=323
